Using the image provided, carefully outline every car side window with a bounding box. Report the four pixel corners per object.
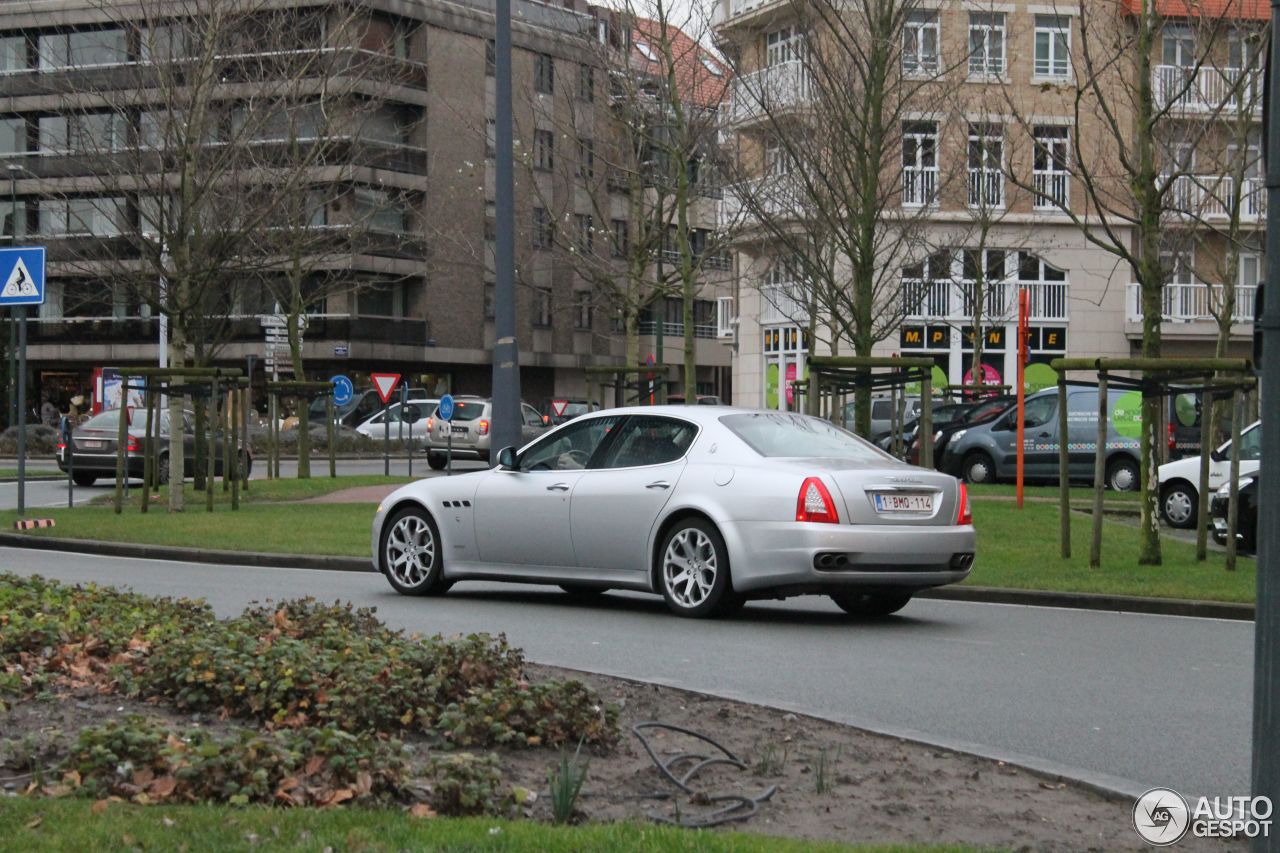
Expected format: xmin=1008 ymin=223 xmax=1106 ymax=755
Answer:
xmin=518 ymin=416 xmax=623 ymax=471
xmin=600 ymin=416 xmax=697 ymax=468
xmin=522 ymin=404 xmax=544 ymax=427
xmin=1239 ymin=425 xmax=1262 ymax=461
xmin=1023 ymin=396 xmax=1056 ymax=429
xmin=872 ymin=401 xmax=891 ymax=419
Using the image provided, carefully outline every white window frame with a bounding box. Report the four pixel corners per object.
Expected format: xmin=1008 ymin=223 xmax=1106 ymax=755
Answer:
xmin=903 ymin=11 xmax=941 ymax=77
xmin=1032 ymin=125 xmax=1070 ymax=209
xmin=1033 ymin=15 xmax=1071 ymax=79
xmin=902 ymin=121 xmax=939 ymax=207
xmin=968 ymin=13 xmax=1006 ymax=78
xmin=967 ymin=123 xmax=1004 ymax=209
xmin=765 ymin=27 xmax=802 ymax=67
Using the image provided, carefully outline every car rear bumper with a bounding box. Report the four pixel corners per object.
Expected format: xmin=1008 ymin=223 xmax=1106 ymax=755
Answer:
xmin=718 ymin=519 xmax=975 ymax=594
xmin=57 ymin=449 xmax=145 ymax=476
xmin=426 ymin=444 xmax=488 ymax=461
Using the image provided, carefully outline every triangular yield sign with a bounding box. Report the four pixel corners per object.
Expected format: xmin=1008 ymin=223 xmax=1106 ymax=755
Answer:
xmin=1 ymin=257 xmax=38 ymax=299
xmin=551 ymin=399 xmax=568 ymax=417
xmin=371 ymin=372 xmax=401 ymax=404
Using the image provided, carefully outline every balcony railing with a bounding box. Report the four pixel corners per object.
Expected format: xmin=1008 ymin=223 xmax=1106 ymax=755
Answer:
xmin=967 ymin=168 xmax=1004 ymax=209
xmin=760 ymin=284 xmax=808 ymax=326
xmin=638 ymin=320 xmax=719 ymax=339
xmin=902 ymin=167 xmax=938 ymax=207
xmin=1033 ymin=170 xmax=1069 ymax=210
xmin=902 ymin=280 xmax=1068 ymax=322
xmin=1152 ymin=64 xmax=1261 ymax=115
xmin=27 ymin=313 xmax=429 ymax=346
xmin=728 ymin=60 xmax=811 ymax=125
xmin=1126 ymin=282 xmax=1258 ymax=323
xmin=1164 ymin=174 xmax=1266 ymax=222
xmin=719 ymin=175 xmax=804 ymax=225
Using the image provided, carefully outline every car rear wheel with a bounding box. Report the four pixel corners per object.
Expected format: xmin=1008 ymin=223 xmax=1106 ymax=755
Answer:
xmin=658 ymin=518 xmax=733 ymax=619
xmin=1107 ymin=457 xmax=1139 ymax=492
xmin=1160 ymin=481 xmax=1197 ymax=529
xmin=427 ymin=453 xmax=447 ymax=471
xmin=71 ymin=471 xmax=97 ymax=487
xmin=829 ymin=591 xmax=913 ymax=618
xmin=381 ymin=506 xmax=451 ymax=596
xmin=962 ymin=451 xmax=995 ymax=485
xmin=157 ymin=454 xmax=170 ymax=486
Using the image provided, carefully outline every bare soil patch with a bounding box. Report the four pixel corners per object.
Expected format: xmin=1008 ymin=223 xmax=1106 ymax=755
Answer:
xmin=2 ymin=668 xmax=1242 ymax=851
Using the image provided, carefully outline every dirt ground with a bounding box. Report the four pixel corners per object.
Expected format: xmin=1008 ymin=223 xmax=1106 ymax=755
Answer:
xmin=1 ymin=667 xmax=1245 ymax=852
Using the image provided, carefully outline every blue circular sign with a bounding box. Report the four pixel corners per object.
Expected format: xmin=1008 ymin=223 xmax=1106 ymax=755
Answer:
xmin=330 ymin=375 xmax=354 ymax=407
xmin=438 ymin=394 xmax=455 ymax=422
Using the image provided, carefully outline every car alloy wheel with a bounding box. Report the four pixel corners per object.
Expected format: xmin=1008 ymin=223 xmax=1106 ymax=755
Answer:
xmin=660 ymin=519 xmax=732 ymax=618
xmin=382 ymin=507 xmax=450 ymax=596
xmin=1161 ymin=483 xmax=1197 ymax=529
xmin=963 ymin=452 xmax=993 ymax=484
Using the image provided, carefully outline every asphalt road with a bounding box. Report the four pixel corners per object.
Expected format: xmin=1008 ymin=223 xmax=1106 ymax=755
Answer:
xmin=0 ymin=546 xmax=1252 ymax=800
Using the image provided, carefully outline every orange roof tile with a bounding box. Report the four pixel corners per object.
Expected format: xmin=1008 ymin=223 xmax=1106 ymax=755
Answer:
xmin=1121 ymin=0 xmax=1268 ymax=20
xmin=630 ymin=17 xmax=731 ymax=109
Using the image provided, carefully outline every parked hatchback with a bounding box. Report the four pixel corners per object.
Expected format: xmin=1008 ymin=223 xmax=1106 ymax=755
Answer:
xmin=425 ymin=397 xmax=551 ymax=469
xmin=56 ymin=408 xmax=249 ymax=486
xmin=1158 ymin=420 xmax=1260 ymax=529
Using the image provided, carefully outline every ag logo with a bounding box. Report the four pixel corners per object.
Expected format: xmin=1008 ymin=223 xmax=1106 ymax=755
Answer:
xmin=1134 ymin=787 xmax=1191 ymax=846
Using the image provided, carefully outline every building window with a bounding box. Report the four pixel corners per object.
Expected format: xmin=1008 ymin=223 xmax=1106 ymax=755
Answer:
xmin=764 ymin=137 xmax=792 ymax=177
xmin=578 ymin=63 xmax=594 ymax=102
xmin=2 ymin=199 xmax=28 ymax=239
xmin=968 ymin=13 xmax=1005 ymax=77
xmin=611 ymin=218 xmax=628 ymax=257
xmin=38 ymin=197 xmax=126 ymax=237
xmin=485 ymin=39 xmax=495 ymax=76
xmin=0 ymin=117 xmax=25 ymax=155
xmin=577 ymin=139 xmax=594 ymax=180
xmin=1034 ymin=15 xmax=1071 ymax=78
xmin=0 ymin=35 xmax=27 ymax=72
xmin=484 ymin=282 xmax=495 ymax=319
xmin=534 ymin=287 xmax=553 ymax=327
xmin=532 ymin=207 xmax=553 ymax=249
xmin=486 ymin=118 xmax=496 ymax=158
xmin=575 ymin=290 xmax=593 ymax=329
xmin=902 ymin=11 xmax=940 ymax=76
xmin=1017 ymin=252 xmax=1068 ymax=320
xmin=902 ymin=121 xmax=938 ymax=207
xmin=967 ymin=123 xmax=1004 ymax=208
xmin=960 ymin=248 xmax=1009 ymax=317
xmin=765 ymin=26 xmax=802 ymax=66
xmin=1032 ymin=126 xmax=1070 ymax=209
xmin=484 ymin=201 xmax=496 ymax=241
xmin=534 ymin=129 xmax=554 ymax=171
xmin=575 ymin=213 xmax=593 ymax=254
xmin=535 ymin=52 xmax=554 ymax=94
xmin=38 ymin=29 xmax=127 ymax=70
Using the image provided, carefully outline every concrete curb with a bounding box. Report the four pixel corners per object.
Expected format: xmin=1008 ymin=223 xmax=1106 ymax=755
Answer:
xmin=0 ymin=532 xmax=1254 ymax=620
xmin=917 ymin=584 xmax=1253 ymax=620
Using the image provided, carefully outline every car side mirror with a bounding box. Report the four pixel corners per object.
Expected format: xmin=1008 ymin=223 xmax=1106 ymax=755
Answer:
xmin=1210 ymin=447 xmax=1226 ymax=463
xmin=496 ymin=446 xmax=517 ymax=469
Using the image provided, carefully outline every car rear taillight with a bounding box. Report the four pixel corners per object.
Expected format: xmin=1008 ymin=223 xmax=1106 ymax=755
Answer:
xmin=1167 ymin=423 xmax=1175 ymax=452
xmin=956 ymin=482 xmax=972 ymax=525
xmin=796 ymin=477 xmax=839 ymax=524
xmin=479 ymin=419 xmax=490 ymax=436
xmin=57 ymin=442 xmax=66 ymax=452
xmin=126 ymin=436 xmax=140 ymax=452
xmin=426 ymin=417 xmax=434 ymax=431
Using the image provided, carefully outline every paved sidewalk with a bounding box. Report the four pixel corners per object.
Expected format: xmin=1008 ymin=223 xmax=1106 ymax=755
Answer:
xmin=298 ymin=484 xmax=401 ymax=504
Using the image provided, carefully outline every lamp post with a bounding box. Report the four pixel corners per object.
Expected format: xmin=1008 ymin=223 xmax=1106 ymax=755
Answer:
xmin=489 ymin=0 xmax=522 ymax=455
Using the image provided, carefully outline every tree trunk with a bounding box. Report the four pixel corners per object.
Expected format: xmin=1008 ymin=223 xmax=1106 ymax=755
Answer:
xmin=1138 ymin=261 xmax=1164 ymax=566
xmin=167 ymin=325 xmax=186 ymax=512
xmin=289 ymin=312 xmax=310 ymax=479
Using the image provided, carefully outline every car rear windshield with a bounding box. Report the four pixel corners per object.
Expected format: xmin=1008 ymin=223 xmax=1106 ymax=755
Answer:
xmin=446 ymin=401 xmax=485 ymax=422
xmin=81 ymin=409 xmax=168 ymax=430
xmin=720 ymin=413 xmax=887 ymax=460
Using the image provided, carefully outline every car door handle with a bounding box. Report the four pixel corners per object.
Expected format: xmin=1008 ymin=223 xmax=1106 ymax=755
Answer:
xmin=646 ymin=481 xmax=671 ymax=490
xmin=546 ymin=483 xmax=571 ymax=492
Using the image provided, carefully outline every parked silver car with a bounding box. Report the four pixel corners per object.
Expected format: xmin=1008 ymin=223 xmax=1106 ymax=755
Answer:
xmin=373 ymin=406 xmax=975 ymax=618
xmin=424 ymin=397 xmax=550 ymax=469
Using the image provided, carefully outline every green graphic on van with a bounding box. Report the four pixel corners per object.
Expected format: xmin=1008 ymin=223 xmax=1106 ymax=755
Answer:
xmin=1024 ymin=363 xmax=1057 ymax=394
xmin=1174 ymin=393 xmax=1198 ymax=427
xmin=905 ymin=365 xmax=949 ymax=397
xmin=1112 ymin=391 xmax=1143 ymax=438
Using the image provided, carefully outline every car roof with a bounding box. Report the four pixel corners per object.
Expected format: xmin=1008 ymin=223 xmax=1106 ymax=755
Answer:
xmin=569 ymin=405 xmax=785 ymax=425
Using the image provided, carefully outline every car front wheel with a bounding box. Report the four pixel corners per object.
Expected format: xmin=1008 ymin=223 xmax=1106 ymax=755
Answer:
xmin=427 ymin=453 xmax=447 ymax=471
xmin=962 ymin=451 xmax=995 ymax=484
xmin=381 ymin=506 xmax=451 ymax=596
xmin=829 ymin=591 xmax=913 ymax=617
xmin=658 ymin=518 xmax=733 ymax=618
xmin=1160 ymin=481 xmax=1197 ymax=529
xmin=1107 ymin=457 xmax=1139 ymax=492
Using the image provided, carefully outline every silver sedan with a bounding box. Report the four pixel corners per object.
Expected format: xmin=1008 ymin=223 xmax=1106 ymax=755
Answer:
xmin=370 ymin=406 xmax=975 ymax=618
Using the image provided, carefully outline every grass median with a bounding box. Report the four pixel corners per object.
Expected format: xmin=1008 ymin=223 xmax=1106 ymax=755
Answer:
xmin=0 ymin=479 xmax=1256 ymax=603
xmin=0 ymin=800 xmax=971 ymax=853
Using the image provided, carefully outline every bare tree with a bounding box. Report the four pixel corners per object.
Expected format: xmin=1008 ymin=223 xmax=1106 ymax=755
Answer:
xmin=725 ymin=0 xmax=964 ymax=434
xmin=1001 ymin=0 xmax=1266 ymax=563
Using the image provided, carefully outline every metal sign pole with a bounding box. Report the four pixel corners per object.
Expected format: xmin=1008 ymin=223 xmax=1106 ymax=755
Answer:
xmin=399 ymin=384 xmax=406 ymax=472
xmin=16 ymin=305 xmax=25 ymax=516
xmin=62 ymin=415 xmax=72 ymax=509
xmin=383 ymin=398 xmax=390 ymax=476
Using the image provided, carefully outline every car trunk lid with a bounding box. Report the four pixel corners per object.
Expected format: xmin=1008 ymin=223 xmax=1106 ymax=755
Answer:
xmin=783 ymin=458 xmax=962 ymax=526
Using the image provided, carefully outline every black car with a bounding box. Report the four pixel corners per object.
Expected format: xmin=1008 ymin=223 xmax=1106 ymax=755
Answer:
xmin=1209 ymin=473 xmax=1259 ymax=554
xmin=910 ymin=395 xmax=1016 ymax=468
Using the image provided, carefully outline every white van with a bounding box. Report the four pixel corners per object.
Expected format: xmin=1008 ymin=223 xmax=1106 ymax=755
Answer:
xmin=1158 ymin=420 xmax=1261 ymax=529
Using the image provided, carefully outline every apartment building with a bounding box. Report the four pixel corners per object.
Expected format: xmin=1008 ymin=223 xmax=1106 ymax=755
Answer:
xmin=0 ymin=0 xmax=731 ymax=414
xmin=712 ymin=0 xmax=1265 ymax=411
